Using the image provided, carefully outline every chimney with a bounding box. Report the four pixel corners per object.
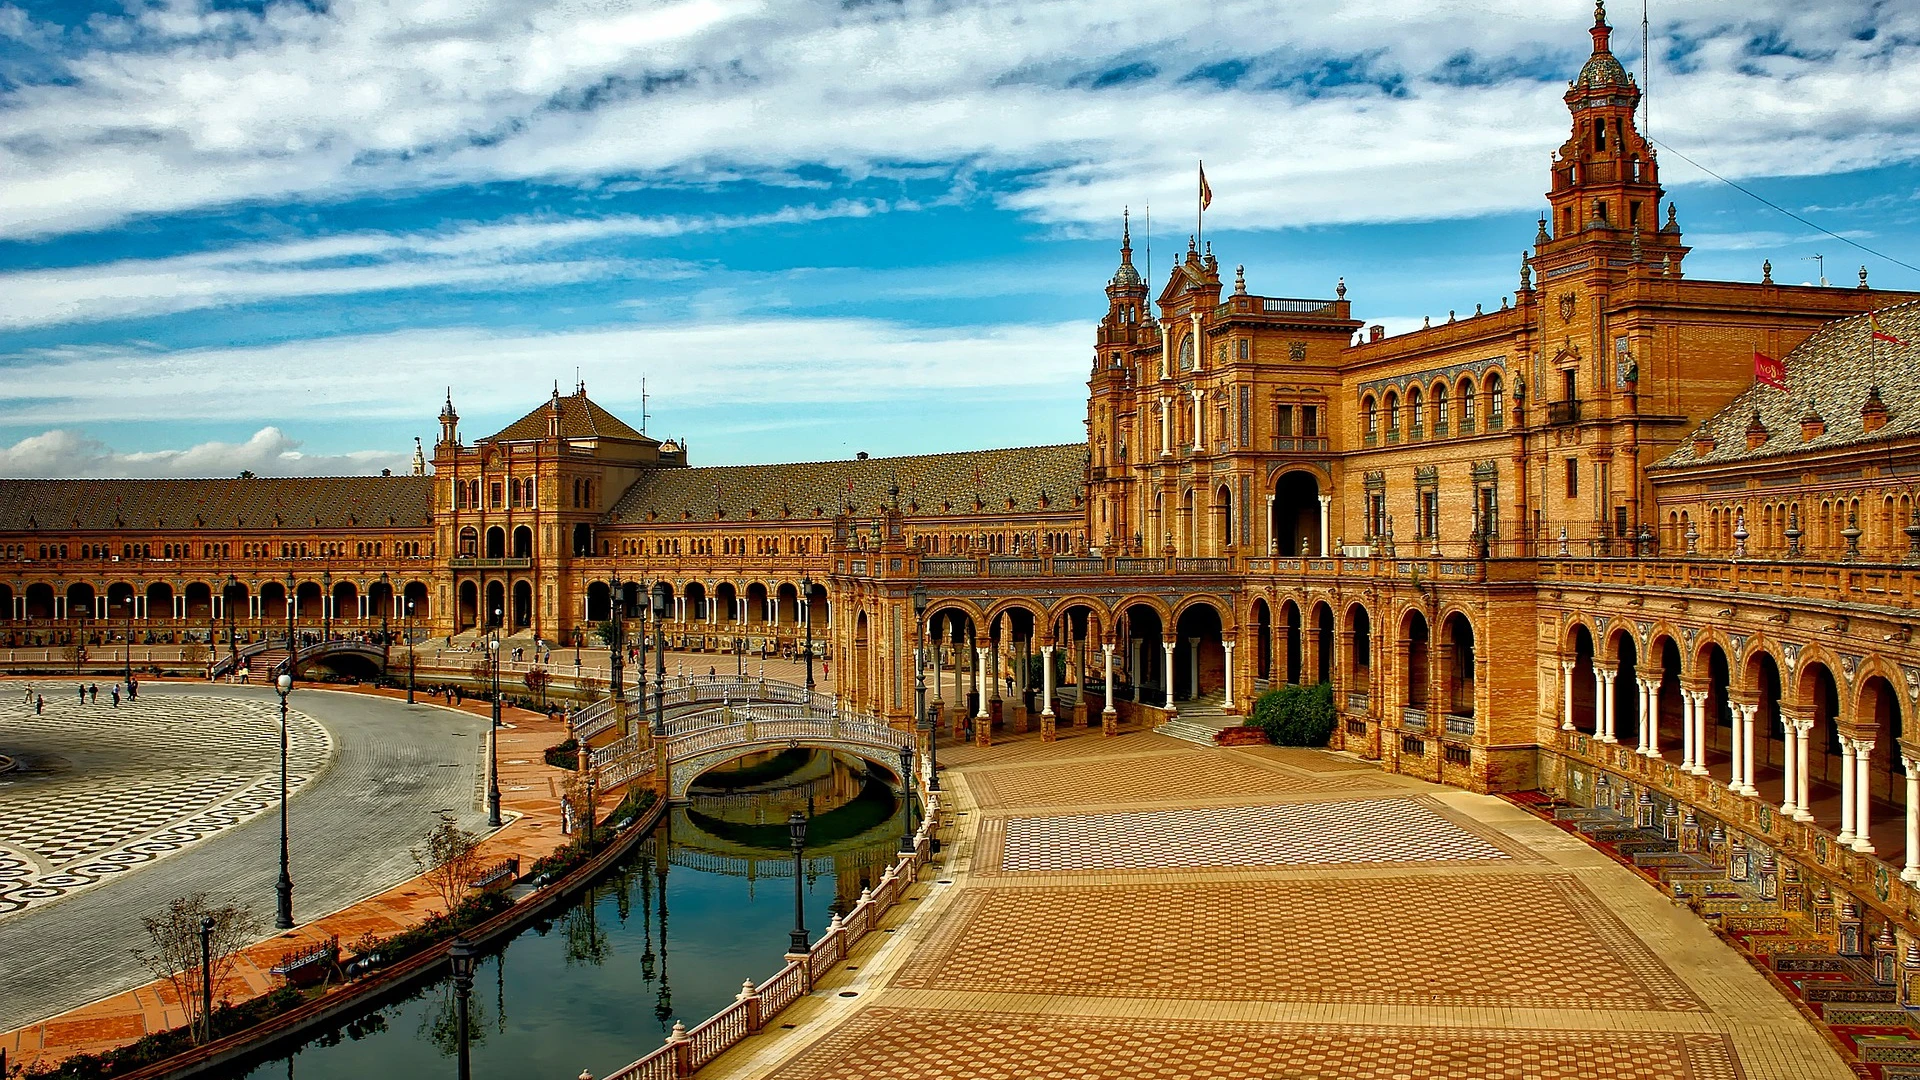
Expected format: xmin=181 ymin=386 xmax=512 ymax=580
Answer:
xmin=1800 ymin=402 xmax=1825 ymax=442
xmin=1744 ymin=410 xmax=1770 ymax=451
xmin=1863 ymin=385 xmax=1890 ymax=433
xmin=1692 ymin=428 xmax=1716 ymax=457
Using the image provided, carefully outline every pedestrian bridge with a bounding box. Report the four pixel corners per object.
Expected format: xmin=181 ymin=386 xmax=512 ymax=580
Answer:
xmin=581 ymin=689 xmax=916 ymax=802
xmin=572 ymin=675 xmax=835 ymax=743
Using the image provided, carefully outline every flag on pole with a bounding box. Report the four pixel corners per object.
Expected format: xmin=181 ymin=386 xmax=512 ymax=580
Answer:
xmin=1199 ymin=163 xmax=1213 ymax=211
xmin=1753 ymin=350 xmax=1786 ymax=391
xmin=1870 ymin=311 xmax=1908 ymax=346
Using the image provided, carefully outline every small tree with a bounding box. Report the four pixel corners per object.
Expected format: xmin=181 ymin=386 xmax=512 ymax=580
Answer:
xmin=561 ymin=765 xmax=601 ymax=841
xmin=133 ymin=894 xmax=261 ymax=1043
xmin=412 ymin=815 xmax=484 ymax=913
xmin=181 ymin=640 xmax=209 ymax=668
xmin=1250 ymin=682 xmax=1337 ymax=747
xmin=524 ymin=666 xmax=551 ymax=708
xmin=62 ymin=640 xmax=88 ymax=671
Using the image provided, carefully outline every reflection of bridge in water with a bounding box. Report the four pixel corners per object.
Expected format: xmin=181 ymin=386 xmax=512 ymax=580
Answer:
xmin=666 ymin=801 xmax=908 ymax=900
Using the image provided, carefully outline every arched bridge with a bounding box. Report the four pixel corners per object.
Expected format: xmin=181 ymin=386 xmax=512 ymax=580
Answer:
xmin=209 ymin=638 xmax=389 ymax=678
xmin=584 ymin=695 xmax=916 ymax=802
xmin=573 ymin=675 xmax=834 ymax=743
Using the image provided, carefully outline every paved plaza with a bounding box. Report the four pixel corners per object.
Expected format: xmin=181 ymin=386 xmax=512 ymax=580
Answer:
xmin=0 ymin=683 xmax=491 ymax=1031
xmin=0 ymin=689 xmax=332 ymax=917
xmin=703 ymin=730 xmax=1855 ymax=1080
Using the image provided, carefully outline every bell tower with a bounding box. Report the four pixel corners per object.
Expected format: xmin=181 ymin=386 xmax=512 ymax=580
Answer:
xmin=1535 ymin=2 xmax=1688 ymax=277
xmin=437 ymin=389 xmax=460 ymax=448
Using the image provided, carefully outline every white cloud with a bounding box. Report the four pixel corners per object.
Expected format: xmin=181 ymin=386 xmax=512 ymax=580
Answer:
xmin=0 ymin=426 xmax=412 ymax=478
xmin=0 ymin=201 xmax=886 ymax=329
xmin=0 ymin=315 xmax=1089 ymax=427
xmin=0 ymin=0 xmax=1915 ymax=238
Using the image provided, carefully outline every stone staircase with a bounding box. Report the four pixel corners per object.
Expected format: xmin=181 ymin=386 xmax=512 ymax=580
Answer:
xmin=1157 ymin=690 xmax=1239 ymax=745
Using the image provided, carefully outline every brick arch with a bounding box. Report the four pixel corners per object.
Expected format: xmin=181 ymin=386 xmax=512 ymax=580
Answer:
xmin=981 ymin=596 xmax=1050 ymax=627
xmin=922 ymin=597 xmax=986 ymax=629
xmin=1043 ymin=595 xmax=1113 ymax=640
xmin=1691 ymin=627 xmax=1734 ymax=677
xmin=1111 ymin=593 xmax=1174 ymax=626
xmin=1171 ymin=592 xmax=1236 ymax=631
xmin=1563 ymin=616 xmax=1599 ymax=653
xmin=1850 ymin=654 xmax=1906 ymax=727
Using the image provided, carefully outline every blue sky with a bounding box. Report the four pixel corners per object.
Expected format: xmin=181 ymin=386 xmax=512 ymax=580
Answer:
xmin=2 ymin=0 xmax=1918 ymax=477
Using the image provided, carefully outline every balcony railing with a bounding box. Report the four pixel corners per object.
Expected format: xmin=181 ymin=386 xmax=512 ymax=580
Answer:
xmin=1271 ymin=436 xmax=1331 ymax=452
xmin=1401 ymin=707 xmax=1428 ymax=730
xmin=448 ymin=557 xmax=532 ymax=569
xmin=1346 ymin=691 xmax=1371 ymax=713
xmin=1444 ymin=713 xmax=1476 ymax=737
xmin=1546 ymin=401 xmax=1579 ymax=426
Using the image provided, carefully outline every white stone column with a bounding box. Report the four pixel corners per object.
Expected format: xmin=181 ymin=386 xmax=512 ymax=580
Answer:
xmin=1223 ymin=641 xmax=1236 ymax=710
xmin=1729 ymin=701 xmax=1746 ymax=793
xmin=1188 ymin=638 xmax=1201 ymax=699
xmin=1781 ymin=714 xmax=1801 ymax=816
xmin=1693 ymin=693 xmax=1712 ymax=776
xmin=1040 ymin=645 xmax=1055 ymax=717
xmin=1102 ymin=644 xmax=1116 ymax=715
xmin=1903 ymin=758 xmax=1920 ymax=884
xmin=1317 ymin=494 xmax=1332 ymax=556
xmin=1598 ymin=668 xmax=1617 ymax=743
xmin=1265 ymin=494 xmax=1276 ymax=554
xmin=1191 ymin=388 xmax=1205 ymax=452
xmin=1794 ymin=721 xmax=1815 ymax=822
xmin=1839 ymin=739 xmax=1859 ymax=844
xmin=1561 ymin=661 xmax=1576 ymax=731
xmin=1644 ymin=679 xmax=1662 ymax=758
xmin=1633 ymin=678 xmax=1649 ymax=754
xmin=1162 ymin=639 xmax=1176 ymax=709
xmin=1739 ymin=704 xmax=1759 ymax=796
xmin=975 ymin=647 xmax=989 ymax=719
xmin=1680 ymin=691 xmax=1696 ymax=770
xmin=1854 ymin=740 xmax=1876 ymax=853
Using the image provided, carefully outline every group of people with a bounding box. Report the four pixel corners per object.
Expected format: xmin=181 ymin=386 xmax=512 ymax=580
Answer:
xmin=20 ymin=677 xmax=137 ymax=714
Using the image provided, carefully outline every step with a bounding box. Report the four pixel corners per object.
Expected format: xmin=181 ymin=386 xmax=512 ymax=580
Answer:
xmin=1803 ymin=982 xmax=1898 ymax=1006
xmin=1822 ymin=1004 xmax=1918 ymax=1029
xmin=1776 ymin=955 xmax=1863 ymax=977
xmin=1853 ymin=1035 xmax=1920 ymax=1066
xmin=1157 ymin=721 xmax=1227 ymax=746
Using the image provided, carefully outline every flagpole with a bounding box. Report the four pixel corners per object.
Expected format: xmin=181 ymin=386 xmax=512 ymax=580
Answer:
xmin=1197 ymin=160 xmax=1204 ymax=259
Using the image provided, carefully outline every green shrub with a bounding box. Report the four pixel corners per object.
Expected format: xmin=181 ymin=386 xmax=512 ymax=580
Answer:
xmin=544 ymin=738 xmax=579 ymax=769
xmin=1249 ymin=683 xmax=1336 ymax=747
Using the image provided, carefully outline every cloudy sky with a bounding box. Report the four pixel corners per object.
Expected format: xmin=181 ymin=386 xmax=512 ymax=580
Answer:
xmin=2 ymin=0 xmax=1917 ymax=477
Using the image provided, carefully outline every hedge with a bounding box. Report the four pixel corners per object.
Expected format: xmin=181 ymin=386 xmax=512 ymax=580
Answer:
xmin=1248 ymin=682 xmax=1336 ymax=747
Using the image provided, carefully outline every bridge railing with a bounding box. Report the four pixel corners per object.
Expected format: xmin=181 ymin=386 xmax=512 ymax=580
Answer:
xmin=665 ymin=713 xmax=908 ymax=762
xmin=572 ymin=697 xmax=618 ymax=742
xmin=591 ymin=784 xmax=942 ymax=1080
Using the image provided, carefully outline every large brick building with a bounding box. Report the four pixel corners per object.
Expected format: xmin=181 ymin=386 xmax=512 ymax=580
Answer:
xmin=7 ymin=1 xmax=1920 ymax=938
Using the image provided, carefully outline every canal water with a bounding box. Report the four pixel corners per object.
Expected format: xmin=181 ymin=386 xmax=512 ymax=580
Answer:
xmin=239 ymin=751 xmax=906 ymax=1080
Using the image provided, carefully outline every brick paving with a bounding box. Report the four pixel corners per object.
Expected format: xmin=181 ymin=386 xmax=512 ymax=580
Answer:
xmin=0 ymin=691 xmax=332 ymax=916
xmin=0 ymin=680 xmax=578 ymax=1068
xmin=701 ymin=732 xmax=1856 ymax=1080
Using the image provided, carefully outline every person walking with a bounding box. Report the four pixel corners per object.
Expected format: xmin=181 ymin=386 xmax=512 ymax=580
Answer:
xmin=89 ymin=683 xmax=98 ymax=703
xmin=110 ymin=686 xmax=120 ymax=708
xmin=77 ymin=684 xmax=86 ymax=705
xmin=35 ymin=694 xmax=44 ymax=714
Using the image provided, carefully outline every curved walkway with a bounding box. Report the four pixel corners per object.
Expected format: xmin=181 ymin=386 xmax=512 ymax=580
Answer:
xmin=700 ymin=728 xmax=1854 ymax=1080
xmin=0 ymin=683 xmax=491 ymax=1032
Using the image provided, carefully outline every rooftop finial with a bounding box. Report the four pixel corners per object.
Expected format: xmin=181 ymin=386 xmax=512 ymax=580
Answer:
xmin=1122 ymin=206 xmax=1130 ymax=247
xmin=1595 ymin=0 xmax=1607 ymax=27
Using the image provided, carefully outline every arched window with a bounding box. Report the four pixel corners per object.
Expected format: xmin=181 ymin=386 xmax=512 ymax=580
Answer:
xmin=1459 ymin=378 xmax=1476 ymax=430
xmin=1433 ymin=383 xmax=1450 ymax=433
xmin=1385 ymin=392 xmax=1400 ymax=438
xmin=1363 ymin=396 xmax=1377 ymax=438
xmin=1486 ymin=373 xmax=1505 ymax=430
xmin=1179 ymin=335 xmax=1196 ymax=372
xmin=1408 ymin=387 xmax=1424 ymax=438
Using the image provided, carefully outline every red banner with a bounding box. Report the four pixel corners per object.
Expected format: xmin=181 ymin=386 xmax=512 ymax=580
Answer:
xmin=1754 ymin=350 xmax=1786 ymax=390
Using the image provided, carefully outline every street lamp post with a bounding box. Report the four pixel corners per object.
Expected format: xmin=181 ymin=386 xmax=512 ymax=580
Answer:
xmin=321 ymin=569 xmax=331 ymax=644
xmin=284 ymin=571 xmax=297 ymax=682
xmin=608 ymin=571 xmax=625 ymax=703
xmin=653 ymin=617 xmax=666 ymax=737
xmin=898 ymin=742 xmax=916 ymax=855
xmin=274 ymin=672 xmax=295 ymax=929
xmin=377 ymin=571 xmax=390 ymax=677
xmin=800 ymin=575 xmax=815 ymax=695
xmin=123 ymin=596 xmax=134 ymax=687
xmin=786 ymin=812 xmax=809 ymax=955
xmin=911 ymin=585 xmax=937 ymax=792
xmin=197 ymin=915 xmax=215 ymax=1043
xmin=404 ymin=600 xmax=416 ymax=704
xmin=487 ymin=623 xmax=502 ymax=828
xmin=223 ymin=574 xmax=238 ymax=678
xmin=448 ymin=937 xmax=476 ymax=1080
xmin=636 ymin=578 xmax=649 ymax=714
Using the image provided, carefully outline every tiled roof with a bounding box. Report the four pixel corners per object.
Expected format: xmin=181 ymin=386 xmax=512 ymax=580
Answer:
xmin=487 ymin=389 xmax=651 ymax=444
xmin=0 ymin=477 xmax=435 ymax=532
xmin=1655 ymin=299 xmax=1920 ymax=470
xmin=602 ymin=444 xmax=1089 ymax=524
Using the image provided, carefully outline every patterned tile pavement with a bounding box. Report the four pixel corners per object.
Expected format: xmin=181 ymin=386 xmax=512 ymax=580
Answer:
xmin=889 ymin=873 xmax=1703 ymax=1010
xmin=964 ymin=749 xmax=1385 ymax=811
xmin=0 ymin=690 xmax=332 ymax=917
xmin=995 ymin=798 xmax=1511 ymax=873
xmin=760 ymin=1008 xmax=1744 ymax=1080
